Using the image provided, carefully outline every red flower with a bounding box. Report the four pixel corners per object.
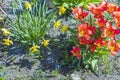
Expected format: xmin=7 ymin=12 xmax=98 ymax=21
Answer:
xmin=71 ymin=46 xmax=82 ymax=59
xmin=116 ymin=6 xmax=120 ymax=11
xmin=106 ymin=2 xmax=118 ymax=13
xmin=114 ymin=18 xmax=120 ymax=28
xmin=72 ymin=7 xmax=88 ymax=20
xmin=96 ymin=17 xmax=107 ymax=27
xmin=90 ymin=45 xmax=96 ymax=53
xmin=108 ymin=41 xmax=120 ymax=56
xmin=94 ymin=38 xmax=105 ymax=48
xmin=101 ymin=22 xmax=116 ymax=39
xmin=113 ymin=11 xmax=120 ymax=28
xmin=88 ymin=26 xmax=96 ymax=34
xmin=79 ymin=37 xmax=92 ymax=45
xmin=78 ymin=23 xmax=94 ymax=39
xmin=87 ymin=3 xmax=104 ymax=18
xmin=99 ymin=0 xmax=107 ymax=11
xmin=112 ymin=11 xmax=120 ymax=18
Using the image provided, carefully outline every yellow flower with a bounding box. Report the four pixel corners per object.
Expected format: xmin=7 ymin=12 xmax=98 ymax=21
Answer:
xmin=3 ymin=38 xmax=13 ymax=46
xmin=42 ymin=39 xmax=50 ymax=47
xmin=29 ymin=45 xmax=40 ymax=53
xmin=54 ymin=20 xmax=61 ymax=29
xmin=59 ymin=5 xmax=66 ymax=15
xmin=0 ymin=16 xmax=3 ymax=21
xmin=25 ymin=1 xmax=32 ymax=10
xmin=1 ymin=28 xmax=11 ymax=36
xmin=60 ymin=25 xmax=68 ymax=32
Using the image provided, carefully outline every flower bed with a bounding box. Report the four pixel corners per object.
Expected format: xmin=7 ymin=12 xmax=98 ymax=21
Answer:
xmin=0 ymin=0 xmax=120 ymax=80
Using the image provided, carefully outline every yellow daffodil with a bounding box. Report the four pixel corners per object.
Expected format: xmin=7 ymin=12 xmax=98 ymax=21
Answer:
xmin=29 ymin=45 xmax=40 ymax=53
xmin=60 ymin=25 xmax=68 ymax=32
xmin=3 ymin=38 xmax=13 ymax=46
xmin=54 ymin=20 xmax=61 ymax=29
xmin=0 ymin=16 xmax=3 ymax=21
xmin=1 ymin=28 xmax=11 ymax=36
xmin=59 ymin=5 xmax=66 ymax=15
xmin=42 ymin=39 xmax=50 ymax=47
xmin=25 ymin=1 xmax=32 ymax=10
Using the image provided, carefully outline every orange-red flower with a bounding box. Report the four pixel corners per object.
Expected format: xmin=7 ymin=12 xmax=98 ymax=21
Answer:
xmin=116 ymin=6 xmax=120 ymax=11
xmin=114 ymin=18 xmax=120 ymax=28
xmin=101 ymin=22 xmax=116 ymax=39
xmin=113 ymin=11 xmax=120 ymax=28
xmin=99 ymin=0 xmax=107 ymax=11
xmin=94 ymin=38 xmax=105 ymax=48
xmin=79 ymin=37 xmax=92 ymax=45
xmin=90 ymin=45 xmax=96 ymax=53
xmin=87 ymin=3 xmax=104 ymax=18
xmin=72 ymin=7 xmax=88 ymax=20
xmin=71 ymin=46 xmax=82 ymax=59
xmin=96 ymin=17 xmax=107 ymax=27
xmin=78 ymin=23 xmax=95 ymax=39
xmin=108 ymin=41 xmax=120 ymax=56
xmin=106 ymin=2 xmax=118 ymax=13
xmin=113 ymin=11 xmax=120 ymax=19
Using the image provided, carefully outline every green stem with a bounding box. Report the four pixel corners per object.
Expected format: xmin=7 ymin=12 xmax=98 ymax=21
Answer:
xmin=0 ymin=7 xmax=8 ymax=16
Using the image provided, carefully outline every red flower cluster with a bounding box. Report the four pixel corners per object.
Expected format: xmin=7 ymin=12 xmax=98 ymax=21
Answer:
xmin=72 ymin=7 xmax=88 ymax=20
xmin=71 ymin=0 xmax=120 ymax=58
xmin=71 ymin=46 xmax=82 ymax=59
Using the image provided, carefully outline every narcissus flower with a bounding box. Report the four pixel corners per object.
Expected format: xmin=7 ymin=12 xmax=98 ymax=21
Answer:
xmin=60 ymin=25 xmax=68 ymax=32
xmin=72 ymin=7 xmax=88 ymax=20
xmin=25 ymin=1 xmax=32 ymax=10
xmin=54 ymin=20 xmax=61 ymax=29
xmin=108 ymin=41 xmax=120 ymax=56
xmin=59 ymin=5 xmax=66 ymax=15
xmin=3 ymin=38 xmax=13 ymax=46
xmin=42 ymin=39 xmax=50 ymax=47
xmin=1 ymin=28 xmax=11 ymax=36
xmin=71 ymin=46 xmax=82 ymax=59
xmin=29 ymin=45 xmax=40 ymax=53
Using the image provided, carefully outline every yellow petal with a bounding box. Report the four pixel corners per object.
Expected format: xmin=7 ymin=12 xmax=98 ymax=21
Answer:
xmin=1 ymin=28 xmax=10 ymax=36
xmin=59 ymin=5 xmax=66 ymax=15
xmin=25 ymin=1 xmax=31 ymax=10
xmin=54 ymin=20 xmax=61 ymax=29
xmin=29 ymin=45 xmax=40 ymax=53
xmin=43 ymin=40 xmax=50 ymax=47
xmin=3 ymin=38 xmax=13 ymax=46
xmin=60 ymin=25 xmax=68 ymax=32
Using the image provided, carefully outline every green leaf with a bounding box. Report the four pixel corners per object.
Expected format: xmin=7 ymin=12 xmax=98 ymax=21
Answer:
xmin=103 ymin=55 xmax=109 ymax=73
xmin=117 ymin=40 xmax=120 ymax=44
xmin=52 ymin=0 xmax=63 ymax=6
xmin=63 ymin=2 xmax=69 ymax=9
xmin=91 ymin=59 xmax=98 ymax=71
xmin=76 ymin=3 xmax=84 ymax=7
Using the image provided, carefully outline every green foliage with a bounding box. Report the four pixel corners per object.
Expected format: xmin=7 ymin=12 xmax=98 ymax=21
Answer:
xmin=91 ymin=59 xmax=98 ymax=71
xmin=0 ymin=76 xmax=5 ymax=80
xmin=9 ymin=0 xmax=55 ymax=46
xmin=0 ymin=62 xmax=6 ymax=80
xmin=52 ymin=0 xmax=102 ymax=9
